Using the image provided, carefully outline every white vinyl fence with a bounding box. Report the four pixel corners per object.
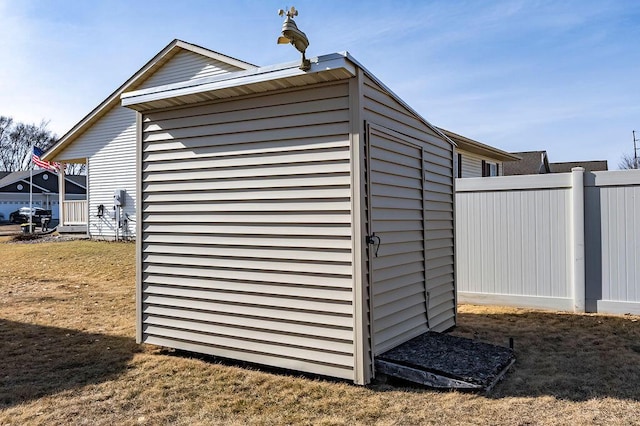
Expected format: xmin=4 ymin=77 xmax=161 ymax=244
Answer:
xmin=455 ymin=168 xmax=640 ymax=315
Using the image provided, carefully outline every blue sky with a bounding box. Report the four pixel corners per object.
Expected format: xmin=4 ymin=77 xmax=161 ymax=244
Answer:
xmin=1 ymin=0 xmax=639 ymax=168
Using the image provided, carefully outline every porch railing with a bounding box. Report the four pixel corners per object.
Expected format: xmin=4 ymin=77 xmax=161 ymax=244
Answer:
xmin=62 ymin=200 xmax=87 ymax=225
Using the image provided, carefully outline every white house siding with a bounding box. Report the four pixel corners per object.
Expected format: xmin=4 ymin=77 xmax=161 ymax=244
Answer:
xmin=361 ymin=75 xmax=455 ymax=352
xmin=460 ymin=152 xmax=482 ymax=178
xmin=61 ymin=106 xmax=137 ymax=238
xmin=139 ymin=82 xmax=356 ymax=380
xmin=55 ymin=49 xmax=247 ymax=239
xmin=138 ymin=50 xmax=245 ymax=89
xmin=458 ymin=150 xmax=503 ymax=178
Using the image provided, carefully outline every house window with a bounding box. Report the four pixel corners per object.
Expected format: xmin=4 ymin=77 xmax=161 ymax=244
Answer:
xmin=456 ymin=153 xmax=462 ymax=178
xmin=482 ymin=161 xmax=499 ymax=177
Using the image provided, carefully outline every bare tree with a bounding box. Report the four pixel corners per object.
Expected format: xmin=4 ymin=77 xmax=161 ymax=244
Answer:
xmin=0 ymin=116 xmax=87 ymax=175
xmin=64 ymin=162 xmax=86 ymax=175
xmin=618 ymin=153 xmax=639 ymax=170
xmin=0 ymin=116 xmax=57 ymax=172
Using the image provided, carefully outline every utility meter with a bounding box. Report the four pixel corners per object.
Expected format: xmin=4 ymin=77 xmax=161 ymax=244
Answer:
xmin=113 ymin=189 xmax=125 ymax=207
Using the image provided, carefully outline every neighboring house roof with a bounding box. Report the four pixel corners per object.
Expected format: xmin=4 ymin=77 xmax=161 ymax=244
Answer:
xmin=438 ymin=128 xmax=520 ymax=162
xmin=0 ymin=172 xmax=10 ymax=180
xmin=43 ymin=39 xmax=256 ymax=162
xmin=65 ymin=174 xmax=87 ymax=189
xmin=503 ymin=151 xmax=550 ymax=175
xmin=549 ymin=160 xmax=608 ymax=173
xmin=0 ymin=170 xmax=86 ymax=194
xmin=504 ymin=151 xmax=609 ymax=175
xmin=0 ymin=170 xmax=46 ymax=191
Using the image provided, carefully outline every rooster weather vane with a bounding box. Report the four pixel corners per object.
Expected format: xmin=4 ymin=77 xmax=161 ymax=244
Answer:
xmin=277 ymin=6 xmax=311 ymax=71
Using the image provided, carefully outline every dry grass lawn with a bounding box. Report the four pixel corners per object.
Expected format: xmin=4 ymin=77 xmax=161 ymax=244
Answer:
xmin=1 ymin=238 xmax=640 ymax=425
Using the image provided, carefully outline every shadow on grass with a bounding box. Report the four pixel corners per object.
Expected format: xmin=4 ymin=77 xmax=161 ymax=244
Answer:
xmin=0 ymin=319 xmax=140 ymax=408
xmin=155 ymin=309 xmax=640 ymax=402
xmin=450 ymin=309 xmax=640 ymax=401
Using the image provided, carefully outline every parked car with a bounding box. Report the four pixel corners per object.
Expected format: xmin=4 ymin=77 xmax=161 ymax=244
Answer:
xmin=9 ymin=207 xmax=53 ymax=224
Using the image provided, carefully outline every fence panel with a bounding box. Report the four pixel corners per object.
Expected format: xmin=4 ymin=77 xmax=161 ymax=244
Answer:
xmin=456 ymin=174 xmax=574 ymax=310
xmin=585 ymin=171 xmax=640 ymax=314
xmin=456 ymin=169 xmax=640 ymax=314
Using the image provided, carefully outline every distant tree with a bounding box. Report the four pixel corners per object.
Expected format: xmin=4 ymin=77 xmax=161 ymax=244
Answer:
xmin=64 ymin=162 xmax=86 ymax=175
xmin=618 ymin=153 xmax=639 ymax=170
xmin=0 ymin=116 xmax=86 ymax=174
xmin=0 ymin=116 xmax=57 ymax=172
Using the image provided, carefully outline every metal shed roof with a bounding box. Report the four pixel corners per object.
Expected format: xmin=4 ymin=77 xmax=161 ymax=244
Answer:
xmin=121 ymin=51 xmax=454 ymax=148
xmin=121 ymin=53 xmax=356 ymax=111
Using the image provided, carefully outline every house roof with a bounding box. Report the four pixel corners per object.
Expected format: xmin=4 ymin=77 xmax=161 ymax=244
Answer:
xmin=121 ymin=51 xmax=454 ymax=148
xmin=438 ymin=128 xmax=520 ymax=162
xmin=43 ymin=39 xmax=256 ymax=162
xmin=503 ymin=151 xmax=550 ymax=175
xmin=549 ymin=160 xmax=608 ymax=173
xmin=0 ymin=170 xmax=87 ymax=193
xmin=65 ymin=174 xmax=87 ymax=189
xmin=504 ymin=151 xmax=609 ymax=175
xmin=0 ymin=170 xmax=52 ymax=192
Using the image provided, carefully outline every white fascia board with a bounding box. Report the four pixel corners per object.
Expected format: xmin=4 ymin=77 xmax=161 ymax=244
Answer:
xmin=442 ymin=128 xmax=521 ymax=162
xmin=121 ymin=53 xmax=356 ymax=108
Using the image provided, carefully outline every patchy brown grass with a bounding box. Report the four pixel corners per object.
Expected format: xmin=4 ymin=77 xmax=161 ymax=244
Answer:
xmin=1 ymin=239 xmax=640 ymax=425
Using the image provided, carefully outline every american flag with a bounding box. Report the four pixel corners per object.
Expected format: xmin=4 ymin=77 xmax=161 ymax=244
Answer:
xmin=32 ymin=146 xmax=60 ymax=172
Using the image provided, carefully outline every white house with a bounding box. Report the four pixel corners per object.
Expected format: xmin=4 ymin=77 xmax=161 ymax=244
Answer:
xmin=439 ymin=128 xmax=520 ymax=178
xmin=42 ymin=40 xmax=255 ymax=238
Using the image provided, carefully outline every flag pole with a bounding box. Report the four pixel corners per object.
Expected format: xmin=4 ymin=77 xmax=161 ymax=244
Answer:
xmin=29 ymin=145 xmax=33 ymax=233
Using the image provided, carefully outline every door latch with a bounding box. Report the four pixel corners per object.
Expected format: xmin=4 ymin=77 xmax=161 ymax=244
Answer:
xmin=366 ymin=233 xmax=381 ymax=257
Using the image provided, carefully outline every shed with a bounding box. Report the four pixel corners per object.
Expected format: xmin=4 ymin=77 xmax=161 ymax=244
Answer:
xmin=121 ymin=52 xmax=456 ymax=385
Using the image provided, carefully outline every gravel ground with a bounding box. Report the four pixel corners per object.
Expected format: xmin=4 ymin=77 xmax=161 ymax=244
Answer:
xmin=0 ymin=223 xmax=87 ymax=243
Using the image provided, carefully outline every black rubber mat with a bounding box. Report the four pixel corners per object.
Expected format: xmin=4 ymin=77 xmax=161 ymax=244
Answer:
xmin=376 ymin=331 xmax=515 ymax=389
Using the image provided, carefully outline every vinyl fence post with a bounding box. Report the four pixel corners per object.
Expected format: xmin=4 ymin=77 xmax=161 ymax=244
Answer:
xmin=571 ymin=167 xmax=586 ymax=313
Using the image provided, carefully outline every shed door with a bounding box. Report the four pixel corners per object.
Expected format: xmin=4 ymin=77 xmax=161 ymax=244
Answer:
xmin=367 ymin=124 xmax=428 ymax=354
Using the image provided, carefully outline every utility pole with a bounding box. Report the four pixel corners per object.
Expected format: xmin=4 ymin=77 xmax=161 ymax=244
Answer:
xmin=635 ymin=130 xmax=640 ymax=169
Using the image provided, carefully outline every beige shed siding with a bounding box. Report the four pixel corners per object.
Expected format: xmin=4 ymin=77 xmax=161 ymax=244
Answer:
xmin=140 ymin=82 xmax=356 ymax=380
xmin=139 ymin=50 xmax=246 ymax=89
xmin=368 ymin=125 xmax=427 ymax=353
xmin=362 ymin=75 xmax=455 ymax=343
